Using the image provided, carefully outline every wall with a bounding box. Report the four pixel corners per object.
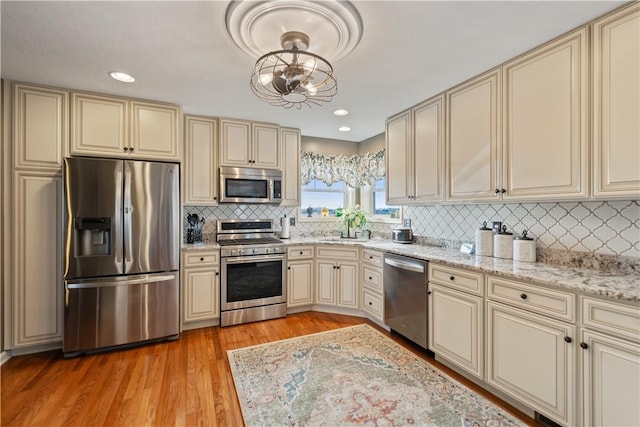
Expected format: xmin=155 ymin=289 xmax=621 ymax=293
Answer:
xmin=358 ymin=133 xmax=384 ymax=154
xmin=301 ymin=136 xmax=359 ymax=156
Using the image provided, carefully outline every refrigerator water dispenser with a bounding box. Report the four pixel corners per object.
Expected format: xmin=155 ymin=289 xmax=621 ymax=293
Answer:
xmin=74 ymin=217 xmax=111 ymax=256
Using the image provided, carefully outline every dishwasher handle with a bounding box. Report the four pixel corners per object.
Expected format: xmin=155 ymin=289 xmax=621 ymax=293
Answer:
xmin=384 ymin=256 xmax=425 ymax=273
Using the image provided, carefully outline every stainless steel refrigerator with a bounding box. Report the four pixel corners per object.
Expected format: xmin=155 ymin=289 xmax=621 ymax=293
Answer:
xmin=63 ymin=157 xmax=179 ymax=356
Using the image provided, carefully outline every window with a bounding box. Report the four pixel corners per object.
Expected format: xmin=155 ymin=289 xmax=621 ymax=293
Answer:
xmin=300 ymin=180 xmax=354 ymax=219
xmin=372 ymin=178 xmax=400 ymax=218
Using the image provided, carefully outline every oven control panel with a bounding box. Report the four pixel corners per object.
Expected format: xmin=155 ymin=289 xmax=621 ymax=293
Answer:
xmin=221 ymin=245 xmax=286 ymax=257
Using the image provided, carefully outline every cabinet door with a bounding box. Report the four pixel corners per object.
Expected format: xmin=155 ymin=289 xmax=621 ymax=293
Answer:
xmin=12 ymin=171 xmax=63 ymax=347
xmin=183 ymin=268 xmax=219 ymax=323
xmin=592 ymin=3 xmax=640 ymax=198
xmin=336 ymin=262 xmax=359 ymax=309
xmin=287 ymin=260 xmax=313 ymax=307
xmin=71 ymin=92 xmax=129 ymax=157
xmin=429 ymin=284 xmax=483 ymax=379
xmin=447 ymin=69 xmax=501 ymax=201
xmin=581 ymin=329 xmax=640 ymax=427
xmin=487 ymin=301 xmax=575 ymax=426
xmin=184 ymin=115 xmax=218 ymax=205
xmin=413 ymin=95 xmax=445 ymax=203
xmin=280 ymin=127 xmax=300 ymax=206
xmin=503 ymin=28 xmax=588 ymax=200
xmin=220 ymin=119 xmax=251 ymax=167
xmin=316 ymin=261 xmax=336 ymax=305
xmin=13 ymin=84 xmax=68 ymax=170
xmin=252 ymin=123 xmax=280 ymax=168
xmin=385 ymin=110 xmax=412 ymax=204
xmin=131 ymin=101 xmax=180 ymax=161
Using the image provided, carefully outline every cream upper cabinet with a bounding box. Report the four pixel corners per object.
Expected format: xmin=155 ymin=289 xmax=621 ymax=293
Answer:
xmin=130 ymin=101 xmax=180 ymax=160
xmin=12 ymin=171 xmax=63 ymax=347
xmin=592 ymin=3 xmax=640 ymax=199
xmin=13 ymin=83 xmax=68 ymax=170
xmin=184 ymin=115 xmax=218 ymax=205
xmin=502 ymin=28 xmax=589 ymax=201
xmin=280 ymin=127 xmax=301 ymax=206
xmin=71 ymin=92 xmax=180 ymax=161
xmin=447 ymin=69 xmax=501 ymax=201
xmin=219 ymin=119 xmax=280 ymax=168
xmin=386 ymin=94 xmax=444 ymax=205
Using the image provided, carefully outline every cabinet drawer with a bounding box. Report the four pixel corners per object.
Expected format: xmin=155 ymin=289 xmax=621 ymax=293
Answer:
xmin=287 ymin=246 xmax=314 ymax=260
xmin=581 ymin=296 xmax=640 ymax=343
xmin=487 ymin=276 xmax=575 ymax=322
xmin=362 ymin=289 xmax=383 ymax=319
xmin=362 ymin=249 xmax=383 ymax=267
xmin=183 ymin=251 xmax=219 ymax=268
xmin=316 ymin=246 xmax=359 ymax=260
xmin=362 ymin=265 xmax=383 ymax=292
xmin=429 ymin=263 xmax=484 ymax=296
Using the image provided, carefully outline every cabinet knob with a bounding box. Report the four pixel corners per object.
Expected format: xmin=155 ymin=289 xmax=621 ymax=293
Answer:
xmin=495 ymin=189 xmax=500 ymax=194
xmin=520 ymin=293 xmax=528 ymax=300
xmin=200 ymin=257 xmax=204 ymax=261
xmin=426 ymin=290 xmax=432 ymax=295
xmin=580 ymin=342 xmax=589 ymax=350
xmin=501 ymin=188 xmax=506 ymax=194
xmin=129 ymin=147 xmax=134 ymax=152
xmin=214 ymin=197 xmax=217 ymax=200
xmin=449 ymin=276 xmax=455 ymax=281
xmin=336 ymin=265 xmax=340 ymax=269
xmin=287 ymin=266 xmax=291 ymax=270
xmin=300 ymin=251 xmax=303 ymax=255
xmin=369 ymin=256 xmax=373 ymax=259
xmin=215 ymin=272 xmax=219 ymax=276
xmin=124 ymin=147 xmax=129 ymax=152
xmin=369 ymin=276 xmax=372 ymax=280
xmin=564 ymin=336 xmax=572 ymax=343
xmin=368 ymin=302 xmax=373 ymax=306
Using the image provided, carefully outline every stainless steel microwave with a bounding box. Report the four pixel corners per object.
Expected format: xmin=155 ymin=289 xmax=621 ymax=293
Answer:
xmin=219 ymin=166 xmax=282 ymax=204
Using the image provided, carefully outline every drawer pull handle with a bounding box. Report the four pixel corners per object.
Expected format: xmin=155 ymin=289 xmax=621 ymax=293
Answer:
xmin=200 ymin=257 xmax=204 ymax=261
xmin=580 ymin=342 xmax=589 ymax=350
xmin=449 ymin=276 xmax=455 ymax=281
xmin=300 ymin=251 xmax=303 ymax=255
xmin=564 ymin=336 xmax=572 ymax=343
xmin=520 ymin=293 xmax=527 ymax=300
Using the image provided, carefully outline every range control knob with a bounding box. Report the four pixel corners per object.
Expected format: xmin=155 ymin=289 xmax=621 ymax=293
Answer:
xmin=230 ymin=250 xmax=237 ymax=256
xmin=253 ymin=248 xmax=259 ymax=254
xmin=238 ymin=249 xmax=245 ymax=255
xmin=265 ymin=247 xmax=272 ymax=254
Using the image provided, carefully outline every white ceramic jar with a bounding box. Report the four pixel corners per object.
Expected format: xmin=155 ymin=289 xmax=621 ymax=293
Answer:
xmin=513 ymin=230 xmax=536 ymax=262
xmin=493 ymin=226 xmax=513 ymax=259
xmin=475 ymin=221 xmax=493 ymax=256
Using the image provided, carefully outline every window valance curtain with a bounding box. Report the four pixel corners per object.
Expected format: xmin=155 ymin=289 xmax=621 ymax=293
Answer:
xmin=300 ymin=149 xmax=385 ymax=188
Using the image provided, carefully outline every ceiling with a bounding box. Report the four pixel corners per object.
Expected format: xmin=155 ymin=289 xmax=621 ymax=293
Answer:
xmin=0 ymin=1 xmax=626 ymax=142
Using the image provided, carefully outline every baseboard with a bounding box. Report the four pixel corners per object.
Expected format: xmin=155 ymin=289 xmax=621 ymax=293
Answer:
xmin=1 ymin=350 xmax=11 ymax=365
xmin=8 ymin=341 xmax=62 ymax=357
xmin=182 ymin=318 xmax=219 ymax=331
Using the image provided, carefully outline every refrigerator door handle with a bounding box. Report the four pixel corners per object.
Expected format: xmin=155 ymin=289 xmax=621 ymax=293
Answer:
xmin=123 ymin=168 xmax=133 ymax=267
xmin=114 ymin=168 xmax=124 ymax=264
xmin=66 ymin=274 xmax=176 ymax=289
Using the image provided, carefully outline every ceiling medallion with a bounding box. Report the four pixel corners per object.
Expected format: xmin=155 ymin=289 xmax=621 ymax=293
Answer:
xmin=226 ymin=0 xmax=363 ymax=109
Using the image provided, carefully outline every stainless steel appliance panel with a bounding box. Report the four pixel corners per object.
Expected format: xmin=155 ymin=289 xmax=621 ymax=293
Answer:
xmin=64 ymin=157 xmax=123 ymax=279
xmin=383 ymin=253 xmax=428 ymax=349
xmin=219 ymin=166 xmax=282 ymax=204
xmin=63 ymin=272 xmax=179 ymax=354
xmin=124 ymin=160 xmax=179 ymax=274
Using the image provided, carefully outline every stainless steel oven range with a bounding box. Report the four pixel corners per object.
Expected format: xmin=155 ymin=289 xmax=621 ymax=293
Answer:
xmin=218 ymin=219 xmax=287 ymax=327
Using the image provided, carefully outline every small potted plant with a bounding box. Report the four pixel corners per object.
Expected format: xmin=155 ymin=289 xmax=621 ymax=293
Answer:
xmin=340 ymin=205 xmax=367 ymax=238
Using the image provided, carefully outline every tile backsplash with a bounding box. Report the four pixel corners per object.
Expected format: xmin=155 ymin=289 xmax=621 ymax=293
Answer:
xmin=184 ymin=200 xmax=639 ymax=259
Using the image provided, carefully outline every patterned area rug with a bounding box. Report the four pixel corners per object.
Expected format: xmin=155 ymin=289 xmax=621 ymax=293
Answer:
xmin=228 ymin=324 xmax=525 ymax=426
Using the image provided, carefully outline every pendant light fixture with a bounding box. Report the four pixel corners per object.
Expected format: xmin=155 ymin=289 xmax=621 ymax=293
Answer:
xmin=250 ymin=31 xmax=337 ymax=109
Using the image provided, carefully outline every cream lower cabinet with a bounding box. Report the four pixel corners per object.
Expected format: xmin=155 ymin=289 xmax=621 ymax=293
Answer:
xmin=181 ymin=250 xmax=220 ymax=328
xmin=287 ymin=246 xmax=314 ymax=307
xmin=71 ymin=92 xmax=180 ymax=161
xmin=592 ymin=3 xmax=640 ymax=198
xmin=486 ymin=276 xmax=576 ymax=425
xmin=184 ymin=115 xmax=218 ymax=205
xmin=579 ymin=296 xmax=640 ymax=426
xmin=361 ymin=249 xmax=384 ymax=323
xmin=428 ymin=263 xmax=484 ymax=379
xmin=11 ymin=171 xmax=63 ymax=347
xmin=315 ymin=246 xmax=359 ymax=309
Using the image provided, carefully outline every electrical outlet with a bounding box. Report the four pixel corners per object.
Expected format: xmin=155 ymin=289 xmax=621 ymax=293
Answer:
xmin=492 ymin=221 xmax=502 ymax=233
xmin=403 ymin=219 xmax=411 ymax=228
xmin=289 ymin=217 xmax=296 ymax=226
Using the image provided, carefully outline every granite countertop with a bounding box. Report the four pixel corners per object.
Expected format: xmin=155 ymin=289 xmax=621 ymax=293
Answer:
xmin=183 ymin=238 xmax=640 ymax=303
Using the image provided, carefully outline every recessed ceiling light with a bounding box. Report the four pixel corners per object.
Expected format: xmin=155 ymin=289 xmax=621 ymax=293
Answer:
xmin=333 ymin=109 xmax=349 ymax=116
xmin=109 ymin=71 xmax=135 ymax=83
xmin=338 ymin=126 xmax=351 ymax=132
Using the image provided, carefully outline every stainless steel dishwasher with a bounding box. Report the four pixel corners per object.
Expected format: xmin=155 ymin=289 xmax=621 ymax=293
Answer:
xmin=384 ymin=253 xmax=428 ymax=349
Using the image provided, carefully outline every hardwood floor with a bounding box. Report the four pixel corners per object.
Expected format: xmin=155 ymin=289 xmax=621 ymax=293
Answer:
xmin=1 ymin=312 xmax=537 ymax=426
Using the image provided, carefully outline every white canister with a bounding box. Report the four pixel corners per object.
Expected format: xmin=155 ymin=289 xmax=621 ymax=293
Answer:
xmin=475 ymin=221 xmax=494 ymax=257
xmin=493 ymin=226 xmax=513 ymax=259
xmin=514 ymin=230 xmax=536 ymax=262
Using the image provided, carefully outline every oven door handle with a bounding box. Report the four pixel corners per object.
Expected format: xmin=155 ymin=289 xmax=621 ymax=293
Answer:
xmin=223 ymin=254 xmax=285 ymax=264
